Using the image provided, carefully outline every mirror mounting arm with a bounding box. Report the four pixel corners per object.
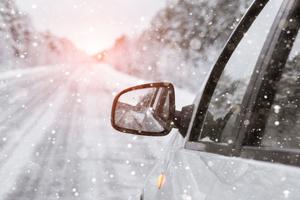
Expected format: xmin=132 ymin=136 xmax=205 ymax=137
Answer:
xmin=173 ymin=105 xmax=194 ymax=138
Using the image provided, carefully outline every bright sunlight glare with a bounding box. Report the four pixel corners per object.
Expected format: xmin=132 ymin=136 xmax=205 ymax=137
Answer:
xmin=16 ymin=0 xmax=166 ymax=54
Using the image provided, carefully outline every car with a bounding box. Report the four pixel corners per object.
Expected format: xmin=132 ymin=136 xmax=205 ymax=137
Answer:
xmin=111 ymin=0 xmax=300 ymax=199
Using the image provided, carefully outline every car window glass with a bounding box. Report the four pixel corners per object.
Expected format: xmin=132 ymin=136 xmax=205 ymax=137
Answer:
xmin=262 ymin=31 xmax=300 ymax=149
xmin=195 ymin=1 xmax=283 ymax=144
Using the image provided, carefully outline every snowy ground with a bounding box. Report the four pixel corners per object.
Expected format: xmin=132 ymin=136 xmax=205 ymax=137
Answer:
xmin=0 ymin=63 xmax=194 ymax=200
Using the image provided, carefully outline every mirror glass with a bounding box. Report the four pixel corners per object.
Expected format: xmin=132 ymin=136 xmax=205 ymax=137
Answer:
xmin=114 ymin=86 xmax=172 ymax=134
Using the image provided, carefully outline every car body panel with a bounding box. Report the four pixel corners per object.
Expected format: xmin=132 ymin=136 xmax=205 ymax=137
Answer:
xmin=139 ymin=0 xmax=300 ymax=199
xmin=145 ymin=148 xmax=300 ymax=200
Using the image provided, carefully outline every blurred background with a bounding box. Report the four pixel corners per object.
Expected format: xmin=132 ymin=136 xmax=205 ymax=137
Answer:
xmin=0 ymin=0 xmax=251 ymax=199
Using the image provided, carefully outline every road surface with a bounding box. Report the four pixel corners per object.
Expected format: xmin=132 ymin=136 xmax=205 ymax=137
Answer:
xmin=0 ymin=64 xmax=182 ymax=200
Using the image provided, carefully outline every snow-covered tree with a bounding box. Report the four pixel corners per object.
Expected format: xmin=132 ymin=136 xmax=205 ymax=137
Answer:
xmin=136 ymin=0 xmax=252 ymax=88
xmin=130 ymin=0 xmax=252 ymax=89
xmin=0 ymin=0 xmax=87 ymax=70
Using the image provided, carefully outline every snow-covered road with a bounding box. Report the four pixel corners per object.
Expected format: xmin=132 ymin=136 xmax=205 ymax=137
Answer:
xmin=0 ymin=64 xmax=188 ymax=200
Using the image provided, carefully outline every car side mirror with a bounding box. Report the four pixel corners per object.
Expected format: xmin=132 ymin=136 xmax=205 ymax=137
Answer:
xmin=111 ymin=82 xmax=175 ymax=136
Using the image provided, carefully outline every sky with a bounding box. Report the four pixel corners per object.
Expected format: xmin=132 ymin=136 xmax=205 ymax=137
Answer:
xmin=16 ymin=0 xmax=166 ymax=54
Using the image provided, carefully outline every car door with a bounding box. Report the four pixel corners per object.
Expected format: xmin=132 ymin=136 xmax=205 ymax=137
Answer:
xmin=142 ymin=0 xmax=300 ymax=199
xmin=188 ymin=0 xmax=300 ymax=199
xmin=207 ymin=1 xmax=300 ymax=198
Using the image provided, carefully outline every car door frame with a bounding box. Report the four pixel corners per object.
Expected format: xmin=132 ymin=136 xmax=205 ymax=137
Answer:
xmin=184 ymin=0 xmax=300 ymax=167
xmin=237 ymin=0 xmax=300 ymax=166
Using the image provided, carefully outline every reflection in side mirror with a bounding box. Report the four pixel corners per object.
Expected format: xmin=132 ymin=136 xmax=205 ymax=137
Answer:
xmin=111 ymin=83 xmax=175 ymax=136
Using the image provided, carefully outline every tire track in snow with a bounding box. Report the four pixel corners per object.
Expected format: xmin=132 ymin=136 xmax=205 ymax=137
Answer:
xmin=0 ymin=70 xmax=73 ymax=125
xmin=0 ymin=68 xmax=83 ymax=199
xmin=0 ymin=70 xmax=79 ymax=163
xmin=0 ymin=77 xmax=72 ymax=171
xmin=4 ymin=80 xmax=80 ymax=200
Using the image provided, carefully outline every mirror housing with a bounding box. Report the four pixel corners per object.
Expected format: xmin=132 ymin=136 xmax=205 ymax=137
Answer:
xmin=111 ymin=82 xmax=176 ymax=136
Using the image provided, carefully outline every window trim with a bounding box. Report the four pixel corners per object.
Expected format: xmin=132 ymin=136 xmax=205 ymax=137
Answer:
xmin=236 ymin=0 xmax=300 ymax=147
xmin=241 ymin=146 xmax=300 ymax=166
xmin=185 ymin=141 xmax=240 ymax=157
xmin=237 ymin=0 xmax=300 ymax=166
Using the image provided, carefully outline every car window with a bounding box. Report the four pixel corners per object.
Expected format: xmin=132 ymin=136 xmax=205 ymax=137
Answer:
xmin=260 ymin=31 xmax=300 ymax=149
xmin=193 ymin=1 xmax=283 ymax=144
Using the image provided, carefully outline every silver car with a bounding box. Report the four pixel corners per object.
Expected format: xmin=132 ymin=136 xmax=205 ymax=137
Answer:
xmin=111 ymin=0 xmax=300 ymax=199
